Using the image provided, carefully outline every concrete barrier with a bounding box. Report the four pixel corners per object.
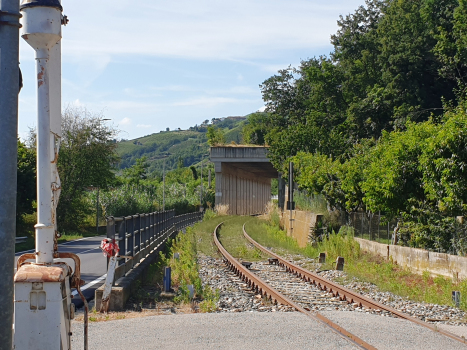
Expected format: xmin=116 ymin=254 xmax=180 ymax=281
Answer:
xmin=355 ymin=238 xmax=467 ymax=280
xmin=281 ymin=210 xmax=318 ymax=248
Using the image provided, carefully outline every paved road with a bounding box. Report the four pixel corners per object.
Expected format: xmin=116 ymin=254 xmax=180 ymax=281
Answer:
xmin=70 ymin=311 xmax=467 ymax=350
xmin=15 ymin=235 xmax=107 ymax=308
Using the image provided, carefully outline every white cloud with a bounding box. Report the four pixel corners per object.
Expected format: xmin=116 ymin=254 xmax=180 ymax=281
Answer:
xmin=137 ymin=124 xmax=152 ymax=128
xmin=119 ymin=117 xmax=132 ymax=125
xmin=60 ymin=0 xmax=364 ymax=61
xmin=71 ymin=99 xmax=85 ymax=107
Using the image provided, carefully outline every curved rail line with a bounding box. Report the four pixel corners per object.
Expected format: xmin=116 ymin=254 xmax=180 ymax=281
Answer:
xmin=213 ymin=222 xmax=377 ymax=350
xmin=242 ymin=224 xmax=467 ymax=345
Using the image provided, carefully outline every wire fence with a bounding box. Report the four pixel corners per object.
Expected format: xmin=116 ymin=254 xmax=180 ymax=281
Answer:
xmin=348 ymin=212 xmax=398 ymax=245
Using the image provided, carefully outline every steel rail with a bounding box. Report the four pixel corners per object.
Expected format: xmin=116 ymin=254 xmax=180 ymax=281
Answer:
xmin=242 ymin=224 xmax=467 ymax=345
xmin=213 ymin=223 xmax=377 ymax=350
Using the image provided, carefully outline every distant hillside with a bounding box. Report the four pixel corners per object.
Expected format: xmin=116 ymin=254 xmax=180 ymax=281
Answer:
xmin=117 ymin=116 xmax=247 ymax=176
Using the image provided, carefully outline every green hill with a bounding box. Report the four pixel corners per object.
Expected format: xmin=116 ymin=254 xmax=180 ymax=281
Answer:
xmin=117 ymin=116 xmax=247 ymax=176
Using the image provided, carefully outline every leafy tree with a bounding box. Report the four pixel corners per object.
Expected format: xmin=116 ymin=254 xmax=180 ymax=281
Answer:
xmin=122 ymin=156 xmax=149 ymax=185
xmin=420 ymin=102 xmax=467 ymax=215
xmin=57 ymin=106 xmax=119 ymax=231
xmin=16 ymin=139 xmax=36 ymax=224
xmin=242 ymin=112 xmax=271 ymax=145
xmin=206 ymin=126 xmax=225 ymax=146
xmin=361 ymin=123 xmax=433 ymax=218
xmin=190 ymin=166 xmax=198 ymax=180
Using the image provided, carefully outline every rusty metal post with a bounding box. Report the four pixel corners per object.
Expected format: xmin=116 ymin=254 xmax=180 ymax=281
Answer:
xmin=0 ymin=0 xmax=21 ymax=346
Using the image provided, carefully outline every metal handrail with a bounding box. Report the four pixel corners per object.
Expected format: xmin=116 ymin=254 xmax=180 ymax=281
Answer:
xmin=106 ymin=210 xmax=203 ymax=282
xmin=15 ymin=237 xmax=28 ymax=244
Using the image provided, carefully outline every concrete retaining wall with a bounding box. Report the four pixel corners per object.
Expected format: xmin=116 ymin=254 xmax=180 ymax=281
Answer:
xmin=281 ymin=210 xmax=319 ymax=248
xmin=355 ymin=238 xmax=467 ymax=280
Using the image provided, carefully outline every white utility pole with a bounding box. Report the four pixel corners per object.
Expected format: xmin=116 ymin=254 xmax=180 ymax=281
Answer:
xmin=14 ymin=1 xmax=87 ymax=349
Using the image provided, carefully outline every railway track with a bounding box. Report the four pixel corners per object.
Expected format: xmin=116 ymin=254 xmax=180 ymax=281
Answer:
xmin=212 ymin=222 xmax=467 ymax=349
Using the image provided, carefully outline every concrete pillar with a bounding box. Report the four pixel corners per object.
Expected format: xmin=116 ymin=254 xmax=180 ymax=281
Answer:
xmin=215 ymin=172 xmax=222 ymax=207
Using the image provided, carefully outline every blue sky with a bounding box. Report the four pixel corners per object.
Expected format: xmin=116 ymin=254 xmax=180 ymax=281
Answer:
xmin=18 ymin=0 xmax=365 ymax=140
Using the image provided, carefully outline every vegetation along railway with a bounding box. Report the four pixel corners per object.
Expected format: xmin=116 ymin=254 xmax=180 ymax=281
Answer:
xmin=213 ymin=221 xmax=467 ymax=349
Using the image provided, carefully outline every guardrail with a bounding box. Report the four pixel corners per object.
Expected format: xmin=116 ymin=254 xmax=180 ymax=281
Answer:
xmin=106 ymin=210 xmax=203 ymax=282
xmin=15 ymin=237 xmax=28 ymax=244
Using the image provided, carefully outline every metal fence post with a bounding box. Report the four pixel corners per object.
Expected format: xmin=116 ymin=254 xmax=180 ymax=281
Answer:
xmin=127 ymin=216 xmax=134 ymax=257
xmin=118 ymin=219 xmax=125 ymax=267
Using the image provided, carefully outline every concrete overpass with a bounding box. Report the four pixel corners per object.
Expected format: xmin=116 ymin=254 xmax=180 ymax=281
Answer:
xmin=210 ymin=146 xmax=280 ymax=215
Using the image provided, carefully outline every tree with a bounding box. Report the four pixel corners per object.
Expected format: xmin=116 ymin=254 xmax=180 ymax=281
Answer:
xmin=361 ymin=123 xmax=433 ymax=218
xmin=420 ymin=103 xmax=467 ymax=215
xmin=242 ymin=112 xmax=270 ymax=145
xmin=251 ymin=0 xmax=463 ymax=172
xmin=57 ymin=106 xmax=119 ymax=231
xmin=16 ymin=139 xmax=36 ymax=224
xmin=122 ymin=156 xmax=149 ymax=185
xmin=206 ymin=126 xmax=225 ymax=146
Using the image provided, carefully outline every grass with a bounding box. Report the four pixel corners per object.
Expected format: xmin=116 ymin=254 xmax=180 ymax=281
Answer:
xmin=140 ymin=214 xmax=269 ymax=312
xmin=245 ymin=216 xmax=467 ymax=311
xmin=216 ymin=216 xmax=267 ymax=261
xmin=145 ymin=218 xmax=226 ymax=311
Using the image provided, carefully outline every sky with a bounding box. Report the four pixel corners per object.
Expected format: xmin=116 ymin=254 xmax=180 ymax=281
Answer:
xmin=18 ymin=0 xmax=366 ymax=141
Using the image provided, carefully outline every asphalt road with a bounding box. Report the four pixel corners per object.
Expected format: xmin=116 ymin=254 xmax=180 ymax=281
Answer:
xmin=15 ymin=235 xmax=107 ymax=309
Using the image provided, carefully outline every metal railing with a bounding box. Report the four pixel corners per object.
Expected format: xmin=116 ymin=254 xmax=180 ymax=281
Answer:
xmin=349 ymin=212 xmax=397 ymax=244
xmin=106 ymin=210 xmax=203 ymax=282
xmin=15 ymin=237 xmax=28 ymax=244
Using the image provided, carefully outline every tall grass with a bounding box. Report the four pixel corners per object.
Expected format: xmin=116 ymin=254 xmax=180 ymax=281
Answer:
xmin=294 ymin=191 xmax=328 ymax=214
xmin=214 ymin=204 xmax=229 ymax=216
xmin=151 ymin=225 xmax=219 ymax=310
xmin=98 ymin=184 xmax=158 ymax=217
xmin=245 ymin=219 xmax=360 ymax=264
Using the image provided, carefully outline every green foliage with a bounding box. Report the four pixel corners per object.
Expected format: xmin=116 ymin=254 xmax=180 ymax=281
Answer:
xmin=361 ymin=123 xmax=433 ymax=217
xmin=198 ymin=285 xmax=220 ymax=313
xmin=242 ymin=112 xmax=270 ymax=145
xmin=206 ymin=126 xmax=225 ymax=146
xmin=99 ymin=184 xmax=158 ymax=217
xmin=257 ymin=0 xmax=467 ymax=253
xmin=249 ymin=0 xmax=464 ymax=171
xmin=152 ymin=225 xmax=219 ymax=309
xmin=16 ymin=139 xmax=36 ymax=224
xmin=245 ymin=219 xmax=360 ymax=265
xmin=202 ymin=208 xmax=217 ymax=221
xmin=122 ymin=156 xmax=149 ymax=185
xmin=294 ymin=192 xmax=327 ymax=214
xmin=117 ymin=117 xmax=245 ymax=176
xmin=419 ymin=103 xmax=467 ymax=214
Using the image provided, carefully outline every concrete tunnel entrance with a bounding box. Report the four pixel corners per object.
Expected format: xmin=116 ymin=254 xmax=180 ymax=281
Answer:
xmin=210 ymin=146 xmax=280 ymax=215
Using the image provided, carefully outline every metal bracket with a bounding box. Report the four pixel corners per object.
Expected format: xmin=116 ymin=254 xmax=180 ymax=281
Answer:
xmin=0 ymin=10 xmax=22 ymax=28
xmin=61 ymin=14 xmax=69 ymax=26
